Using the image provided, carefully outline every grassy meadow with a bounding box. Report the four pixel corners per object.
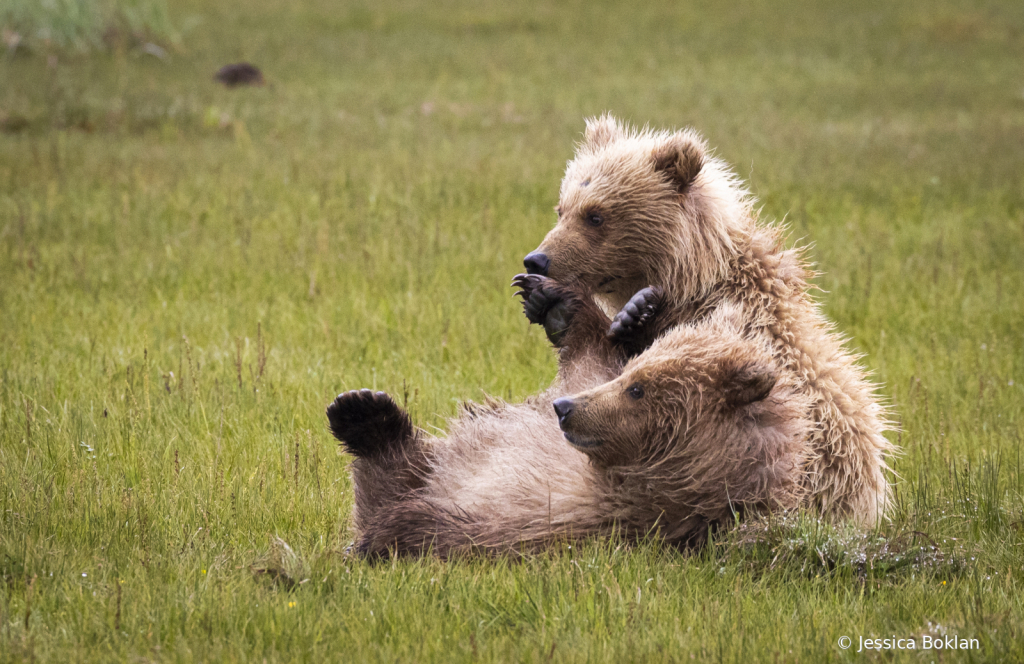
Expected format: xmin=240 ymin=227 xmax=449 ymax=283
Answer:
xmin=1 ymin=0 xmax=1023 ymax=661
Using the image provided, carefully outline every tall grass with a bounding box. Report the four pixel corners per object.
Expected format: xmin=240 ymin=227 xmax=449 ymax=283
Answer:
xmin=1 ymin=0 xmax=1022 ymax=661
xmin=1 ymin=0 xmax=178 ymax=54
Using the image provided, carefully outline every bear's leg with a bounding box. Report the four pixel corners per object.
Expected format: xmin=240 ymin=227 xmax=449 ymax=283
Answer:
xmin=513 ymin=273 xmax=631 ymax=379
xmin=326 ymin=390 xmax=429 ymax=530
xmin=327 ymin=389 xmax=414 ymax=460
xmin=353 ymin=495 xmax=602 ymax=560
xmin=352 ymin=497 xmax=477 ymax=560
xmin=607 ymin=286 xmax=665 ymax=357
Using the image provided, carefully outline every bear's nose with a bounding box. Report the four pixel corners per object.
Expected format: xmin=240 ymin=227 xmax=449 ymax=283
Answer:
xmin=523 ymin=251 xmax=550 ymax=276
xmin=552 ymin=397 xmax=575 ymax=426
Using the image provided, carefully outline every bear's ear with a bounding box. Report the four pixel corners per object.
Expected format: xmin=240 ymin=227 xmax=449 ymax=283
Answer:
xmin=723 ymin=362 xmax=777 ymax=407
xmin=652 ymin=130 xmax=706 ymax=194
xmin=584 ymin=114 xmax=623 ymax=150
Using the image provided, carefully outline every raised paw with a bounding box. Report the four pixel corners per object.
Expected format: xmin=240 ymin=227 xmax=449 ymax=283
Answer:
xmin=512 ymin=274 xmax=575 ymax=344
xmin=512 ymin=274 xmax=560 ymax=325
xmin=326 ymin=389 xmax=414 ymax=459
xmin=608 ymin=286 xmax=664 ymax=344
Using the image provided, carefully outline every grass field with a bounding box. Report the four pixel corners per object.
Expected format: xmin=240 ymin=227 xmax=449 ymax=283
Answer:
xmin=2 ymin=0 xmax=1023 ymax=661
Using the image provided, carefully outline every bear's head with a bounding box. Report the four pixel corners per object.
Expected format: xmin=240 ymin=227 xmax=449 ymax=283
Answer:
xmin=524 ymin=115 xmax=752 ymax=313
xmin=551 ymin=304 xmax=810 ymax=510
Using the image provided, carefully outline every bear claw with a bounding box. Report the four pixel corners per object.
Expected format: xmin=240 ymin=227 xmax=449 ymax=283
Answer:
xmin=512 ymin=274 xmax=557 ymax=325
xmin=326 ymin=389 xmax=414 ymax=459
xmin=512 ymin=273 xmax=575 ymax=344
xmin=608 ymin=286 xmax=664 ymax=342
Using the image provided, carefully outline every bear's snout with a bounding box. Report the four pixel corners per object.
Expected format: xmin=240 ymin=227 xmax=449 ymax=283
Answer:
xmin=523 ymin=251 xmax=550 ymax=276
xmin=552 ymin=397 xmax=575 ymax=427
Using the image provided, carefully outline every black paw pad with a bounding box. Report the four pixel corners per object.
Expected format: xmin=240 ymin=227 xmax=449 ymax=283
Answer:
xmin=326 ymin=389 xmax=413 ymax=459
xmin=608 ymin=286 xmax=664 ymax=342
xmin=512 ymin=274 xmax=559 ymax=324
xmin=512 ymin=274 xmax=575 ymax=344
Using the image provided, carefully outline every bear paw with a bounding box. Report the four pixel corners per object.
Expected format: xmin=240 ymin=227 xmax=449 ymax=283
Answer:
xmin=326 ymin=389 xmax=414 ymax=459
xmin=608 ymin=286 xmax=664 ymax=344
xmin=512 ymin=274 xmax=575 ymax=344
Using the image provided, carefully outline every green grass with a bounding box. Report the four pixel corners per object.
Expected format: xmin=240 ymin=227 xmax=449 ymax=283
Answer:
xmin=1 ymin=0 xmax=179 ymax=55
xmin=1 ymin=0 xmax=1023 ymax=661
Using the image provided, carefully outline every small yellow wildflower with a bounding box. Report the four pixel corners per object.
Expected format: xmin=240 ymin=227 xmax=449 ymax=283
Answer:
xmin=288 ymin=601 xmax=296 ymax=608
xmin=202 ymin=569 xmax=207 ymax=575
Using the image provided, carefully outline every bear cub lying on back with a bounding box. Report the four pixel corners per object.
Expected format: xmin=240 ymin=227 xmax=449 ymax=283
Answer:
xmin=327 ymin=295 xmax=810 ymax=558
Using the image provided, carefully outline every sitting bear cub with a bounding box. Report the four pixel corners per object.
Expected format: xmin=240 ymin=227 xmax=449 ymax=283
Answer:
xmin=515 ymin=115 xmax=894 ymax=526
xmin=328 ymin=298 xmax=810 ymax=558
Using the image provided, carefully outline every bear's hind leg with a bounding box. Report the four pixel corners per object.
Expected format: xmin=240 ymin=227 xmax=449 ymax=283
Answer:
xmin=327 ymin=389 xmax=414 ymax=460
xmin=327 ymin=390 xmax=429 ymax=532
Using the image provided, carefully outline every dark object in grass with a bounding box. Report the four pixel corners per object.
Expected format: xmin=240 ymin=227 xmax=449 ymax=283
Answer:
xmin=0 ymin=113 xmax=32 ymax=134
xmin=214 ymin=63 xmax=265 ymax=87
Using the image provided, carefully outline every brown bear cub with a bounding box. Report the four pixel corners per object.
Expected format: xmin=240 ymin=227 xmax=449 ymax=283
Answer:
xmin=514 ymin=115 xmax=894 ymax=526
xmin=330 ymin=281 xmax=646 ymax=548
xmin=327 ymin=300 xmax=810 ymax=558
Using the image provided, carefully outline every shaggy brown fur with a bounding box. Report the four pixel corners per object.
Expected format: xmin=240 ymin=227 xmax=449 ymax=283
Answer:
xmin=516 ymin=115 xmax=894 ymax=526
xmin=330 ymin=285 xmax=625 ymax=553
xmin=328 ymin=301 xmax=810 ymax=557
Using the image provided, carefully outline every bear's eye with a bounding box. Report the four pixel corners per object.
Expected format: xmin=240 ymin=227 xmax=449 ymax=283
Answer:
xmin=585 ymin=211 xmax=604 ymax=227
xmin=627 ymin=383 xmax=645 ymax=400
